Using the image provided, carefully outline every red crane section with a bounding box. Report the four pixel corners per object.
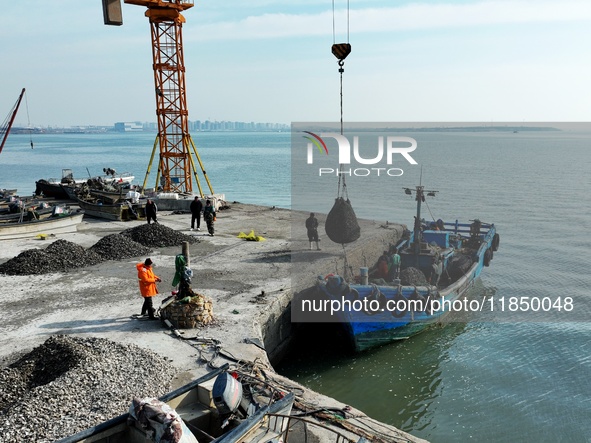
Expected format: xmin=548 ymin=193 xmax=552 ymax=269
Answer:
xmin=0 ymin=88 xmax=26 ymax=155
xmin=109 ymin=0 xmax=213 ymax=195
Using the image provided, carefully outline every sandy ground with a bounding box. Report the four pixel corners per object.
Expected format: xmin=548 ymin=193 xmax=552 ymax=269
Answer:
xmin=0 ymin=202 xmax=425 ymax=443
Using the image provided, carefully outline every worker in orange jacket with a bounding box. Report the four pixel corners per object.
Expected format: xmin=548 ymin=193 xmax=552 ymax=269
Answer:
xmin=136 ymin=258 xmax=161 ymax=319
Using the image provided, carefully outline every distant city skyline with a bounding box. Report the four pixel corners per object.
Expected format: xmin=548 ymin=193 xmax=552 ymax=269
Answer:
xmin=11 ymin=119 xmax=290 ymax=133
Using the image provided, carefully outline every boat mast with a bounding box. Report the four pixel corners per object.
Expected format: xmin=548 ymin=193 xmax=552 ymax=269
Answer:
xmin=0 ymin=88 xmax=25 ymax=155
xmin=414 ymin=185 xmax=424 ymax=260
xmin=404 ymin=184 xmax=438 ymax=266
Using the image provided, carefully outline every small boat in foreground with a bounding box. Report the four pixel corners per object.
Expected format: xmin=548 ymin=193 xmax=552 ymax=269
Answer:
xmin=56 ymin=364 xmax=296 ymax=443
xmin=0 ymin=207 xmax=84 ymax=240
xmin=315 ymin=184 xmax=500 ymax=352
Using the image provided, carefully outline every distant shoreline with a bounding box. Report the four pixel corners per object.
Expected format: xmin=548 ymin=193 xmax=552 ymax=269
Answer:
xmin=9 ymin=127 xmax=289 ymax=135
xmin=10 ymin=125 xmax=566 ymax=135
xmin=299 ymin=125 xmax=562 ymax=133
xmin=371 ymin=126 xmax=560 ymax=132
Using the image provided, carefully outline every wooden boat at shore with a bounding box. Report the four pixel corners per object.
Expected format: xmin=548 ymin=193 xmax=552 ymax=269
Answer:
xmin=0 ymin=188 xmax=17 ymax=198
xmin=0 ymin=204 xmax=53 ymax=222
xmin=314 ymin=184 xmax=500 ymax=352
xmin=56 ymin=364 xmax=296 ymax=443
xmin=35 ymin=168 xmax=135 ymax=200
xmin=0 ymin=207 xmax=84 ymax=240
xmin=76 ymin=196 xmax=145 ymax=221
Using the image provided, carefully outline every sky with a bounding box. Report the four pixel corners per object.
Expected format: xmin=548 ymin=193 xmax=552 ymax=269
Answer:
xmin=2 ymin=0 xmax=591 ymax=127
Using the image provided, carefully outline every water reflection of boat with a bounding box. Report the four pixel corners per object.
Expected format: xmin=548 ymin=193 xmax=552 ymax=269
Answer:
xmin=315 ymin=184 xmax=500 ymax=351
xmin=278 ymin=318 xmax=468 ymax=437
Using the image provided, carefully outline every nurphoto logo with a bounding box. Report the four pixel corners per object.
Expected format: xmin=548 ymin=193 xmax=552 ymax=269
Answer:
xmin=302 ymin=131 xmax=418 ymax=177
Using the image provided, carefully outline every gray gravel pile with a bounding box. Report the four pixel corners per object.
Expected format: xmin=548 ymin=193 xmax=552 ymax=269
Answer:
xmin=90 ymin=233 xmax=152 ymax=260
xmin=0 ymin=240 xmax=103 ymax=276
xmin=121 ymin=223 xmax=198 ymax=248
xmin=0 ymin=335 xmax=179 ymax=443
xmin=400 ymin=267 xmax=429 ymax=286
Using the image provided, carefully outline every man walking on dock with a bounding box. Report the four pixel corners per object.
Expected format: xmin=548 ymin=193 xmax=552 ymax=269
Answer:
xmin=190 ymin=196 xmax=202 ymax=231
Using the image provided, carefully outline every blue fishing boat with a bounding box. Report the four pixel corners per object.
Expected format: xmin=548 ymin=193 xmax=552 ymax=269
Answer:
xmin=316 ymin=184 xmax=499 ymax=352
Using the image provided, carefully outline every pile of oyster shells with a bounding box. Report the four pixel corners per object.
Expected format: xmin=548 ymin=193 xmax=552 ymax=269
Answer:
xmin=0 ymin=335 xmax=179 ymax=442
xmin=0 ymin=223 xmax=197 ymax=276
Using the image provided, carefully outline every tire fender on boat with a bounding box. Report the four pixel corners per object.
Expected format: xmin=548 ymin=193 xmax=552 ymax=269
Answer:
xmin=410 ymin=289 xmax=427 ymax=313
xmin=484 ymin=249 xmax=492 ymax=267
xmin=390 ymin=293 xmax=407 ymax=318
xmin=348 ymin=287 xmax=360 ymax=301
xmin=361 ymin=285 xmax=382 ymax=316
xmin=492 ymin=233 xmax=500 ymax=251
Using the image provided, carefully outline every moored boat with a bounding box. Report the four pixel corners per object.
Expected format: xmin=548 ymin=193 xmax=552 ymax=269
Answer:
xmin=0 ymin=188 xmax=17 ymax=198
xmin=315 ymin=184 xmax=500 ymax=352
xmin=0 ymin=206 xmax=84 ymax=240
xmin=76 ymin=196 xmax=145 ymax=221
xmin=35 ymin=178 xmax=72 ymax=199
xmin=35 ymin=168 xmax=135 ymax=200
xmin=56 ymin=364 xmax=295 ymax=443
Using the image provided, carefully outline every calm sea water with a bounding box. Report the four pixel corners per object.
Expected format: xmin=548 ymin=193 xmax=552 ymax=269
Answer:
xmin=285 ymin=127 xmax=591 ymax=442
xmin=2 ymin=129 xmax=591 ymax=442
xmin=0 ymin=131 xmax=291 ymax=208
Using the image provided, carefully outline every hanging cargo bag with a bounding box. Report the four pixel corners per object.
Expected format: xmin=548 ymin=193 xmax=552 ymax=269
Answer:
xmin=325 ymin=197 xmax=360 ymax=244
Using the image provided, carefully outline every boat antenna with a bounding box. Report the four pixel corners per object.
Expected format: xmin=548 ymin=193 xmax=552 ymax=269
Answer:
xmin=403 ymin=181 xmax=438 ymax=264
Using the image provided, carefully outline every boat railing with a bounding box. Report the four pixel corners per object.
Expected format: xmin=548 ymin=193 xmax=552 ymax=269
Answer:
xmin=441 ymin=220 xmax=495 ymax=237
xmin=267 ymin=414 xmax=360 ymax=443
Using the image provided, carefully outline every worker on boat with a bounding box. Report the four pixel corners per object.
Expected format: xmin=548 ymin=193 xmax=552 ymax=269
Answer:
xmin=377 ymin=251 xmax=390 ymax=279
xmin=390 ymin=248 xmax=401 ymax=280
xmin=430 ymin=255 xmax=442 ymax=286
xmin=136 ymin=258 xmax=161 ymax=319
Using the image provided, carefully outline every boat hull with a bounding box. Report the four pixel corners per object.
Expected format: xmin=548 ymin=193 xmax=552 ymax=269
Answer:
xmin=56 ymin=364 xmax=295 ymax=443
xmin=76 ymin=198 xmax=144 ymax=221
xmin=316 ymin=221 xmax=497 ymax=351
xmin=0 ymin=212 xmax=84 ymax=240
xmin=35 ymin=180 xmax=71 ymax=199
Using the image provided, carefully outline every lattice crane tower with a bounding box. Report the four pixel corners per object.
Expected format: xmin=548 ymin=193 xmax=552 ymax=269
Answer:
xmin=103 ymin=0 xmax=213 ymax=195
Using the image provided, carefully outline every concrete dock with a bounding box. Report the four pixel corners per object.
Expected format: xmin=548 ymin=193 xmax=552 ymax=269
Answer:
xmin=0 ymin=202 xmax=426 ymax=443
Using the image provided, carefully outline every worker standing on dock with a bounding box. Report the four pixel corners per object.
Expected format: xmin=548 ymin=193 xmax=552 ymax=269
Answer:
xmin=203 ymin=200 xmax=216 ymax=236
xmin=305 ymin=213 xmax=321 ymax=250
xmin=136 ymin=258 xmax=161 ymax=319
xmin=145 ymin=199 xmax=158 ymax=224
xmin=190 ymin=196 xmax=202 ymax=231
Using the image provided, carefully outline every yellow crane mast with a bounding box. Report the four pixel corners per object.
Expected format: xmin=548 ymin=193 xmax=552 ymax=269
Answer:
xmin=103 ymin=0 xmax=213 ymax=195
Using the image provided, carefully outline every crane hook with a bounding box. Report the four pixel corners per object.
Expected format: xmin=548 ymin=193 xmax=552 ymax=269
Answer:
xmin=332 ymin=43 xmax=352 ymax=62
